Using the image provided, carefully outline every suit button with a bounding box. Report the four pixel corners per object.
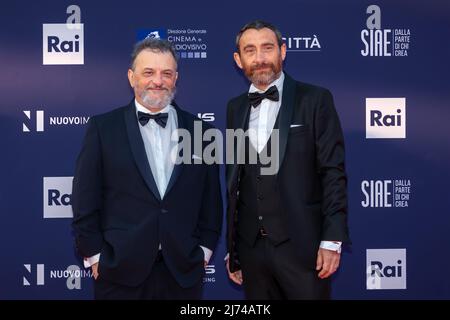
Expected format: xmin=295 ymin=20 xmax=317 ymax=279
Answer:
xmin=256 ymin=176 xmax=261 ymax=181
xmin=257 ymin=195 xmax=263 ymax=201
xmin=258 ymin=216 xmax=263 ymax=221
xmin=161 ymin=209 xmax=168 ymax=214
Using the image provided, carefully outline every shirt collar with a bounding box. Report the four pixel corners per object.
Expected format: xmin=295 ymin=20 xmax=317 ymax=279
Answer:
xmin=135 ymin=99 xmax=171 ymax=115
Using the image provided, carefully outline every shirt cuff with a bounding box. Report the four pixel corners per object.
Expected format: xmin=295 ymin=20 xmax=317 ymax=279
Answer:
xmin=200 ymin=246 xmax=213 ymax=264
xmin=83 ymin=253 xmax=100 ymax=268
xmin=320 ymin=241 xmax=342 ymax=253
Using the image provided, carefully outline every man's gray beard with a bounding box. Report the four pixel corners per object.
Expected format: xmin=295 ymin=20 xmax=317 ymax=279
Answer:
xmin=141 ymin=87 xmax=176 ymax=110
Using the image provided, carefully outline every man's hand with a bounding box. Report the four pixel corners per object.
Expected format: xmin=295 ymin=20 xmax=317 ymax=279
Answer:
xmin=91 ymin=262 xmax=99 ymax=280
xmin=226 ymin=258 xmax=243 ymax=285
xmin=316 ymin=248 xmax=340 ymax=279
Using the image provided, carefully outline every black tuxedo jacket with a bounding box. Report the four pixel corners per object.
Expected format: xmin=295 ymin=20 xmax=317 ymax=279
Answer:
xmin=226 ymin=74 xmax=350 ymax=272
xmin=72 ymin=100 xmax=223 ymax=288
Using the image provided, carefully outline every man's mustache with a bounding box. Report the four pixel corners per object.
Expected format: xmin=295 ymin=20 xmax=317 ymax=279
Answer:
xmin=146 ymin=86 xmax=169 ymax=91
xmin=250 ymin=63 xmax=274 ymax=72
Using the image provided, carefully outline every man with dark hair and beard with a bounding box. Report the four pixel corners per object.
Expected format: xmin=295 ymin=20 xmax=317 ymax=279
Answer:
xmin=72 ymin=38 xmax=223 ymax=299
xmin=225 ymin=20 xmax=350 ymax=299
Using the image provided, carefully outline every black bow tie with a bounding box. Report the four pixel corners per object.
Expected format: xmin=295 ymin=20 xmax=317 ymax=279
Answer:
xmin=248 ymin=85 xmax=280 ymax=108
xmin=138 ymin=111 xmax=168 ymax=128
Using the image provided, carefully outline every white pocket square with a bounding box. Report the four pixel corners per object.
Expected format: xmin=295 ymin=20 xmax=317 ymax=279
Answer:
xmin=290 ymin=124 xmax=304 ymax=128
xmin=192 ymin=154 xmax=202 ymax=160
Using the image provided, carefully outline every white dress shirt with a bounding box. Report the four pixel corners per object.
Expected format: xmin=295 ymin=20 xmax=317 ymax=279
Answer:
xmin=248 ymin=72 xmax=284 ymax=153
xmin=84 ymin=100 xmax=212 ymax=268
xmin=136 ymin=101 xmax=177 ymax=199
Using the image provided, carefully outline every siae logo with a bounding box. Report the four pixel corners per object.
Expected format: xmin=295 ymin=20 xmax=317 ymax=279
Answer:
xmin=361 ymin=5 xmax=392 ymax=57
xmin=23 ymin=110 xmax=44 ymax=132
xmin=43 ymin=5 xmax=84 ymax=65
xmin=366 ymin=98 xmax=406 ymax=139
xmin=361 ymin=180 xmax=392 ymax=208
xmin=366 ymin=249 xmax=406 ymax=290
xmin=361 ymin=179 xmax=411 ymax=208
xmin=23 ymin=264 xmax=45 ymax=286
xmin=43 ymin=177 xmax=73 ymax=218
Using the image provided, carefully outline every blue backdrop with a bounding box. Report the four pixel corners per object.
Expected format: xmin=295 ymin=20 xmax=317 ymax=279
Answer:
xmin=1 ymin=0 xmax=449 ymax=299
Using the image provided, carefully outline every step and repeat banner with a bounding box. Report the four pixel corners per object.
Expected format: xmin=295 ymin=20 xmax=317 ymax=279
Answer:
xmin=1 ymin=0 xmax=449 ymax=299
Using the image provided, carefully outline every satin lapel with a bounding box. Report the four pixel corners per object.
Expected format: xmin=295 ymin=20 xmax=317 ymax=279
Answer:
xmin=124 ymin=101 xmax=161 ymax=201
xmin=226 ymin=96 xmax=250 ymax=193
xmin=276 ymin=73 xmax=297 ymax=173
xmin=164 ymin=104 xmax=185 ymax=197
